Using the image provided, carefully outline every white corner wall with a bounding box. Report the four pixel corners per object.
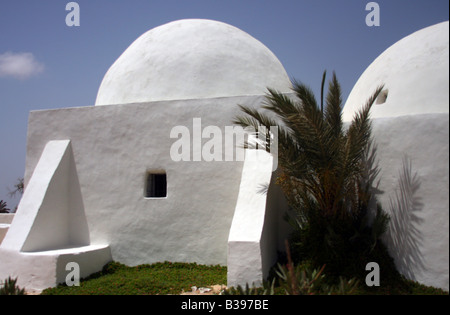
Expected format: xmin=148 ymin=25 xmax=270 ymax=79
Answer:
xmin=1 ymin=140 xmax=90 ymax=252
xmin=228 ymin=149 xmax=278 ymax=288
xmin=20 ymin=96 xmax=272 ymax=268
xmin=0 ymin=140 xmax=111 ymax=291
xmin=11 ymin=95 xmax=292 ymax=291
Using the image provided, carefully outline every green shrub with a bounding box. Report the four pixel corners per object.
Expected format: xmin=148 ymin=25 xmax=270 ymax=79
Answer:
xmin=223 ymin=281 xmax=277 ymax=295
xmin=235 ymin=72 xmax=391 ymax=284
xmin=0 ymin=277 xmax=26 ymax=295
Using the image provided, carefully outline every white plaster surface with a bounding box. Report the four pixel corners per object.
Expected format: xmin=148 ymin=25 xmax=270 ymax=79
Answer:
xmin=0 ymin=140 xmax=111 ymax=290
xmin=343 ymin=21 xmax=449 ymax=121
xmin=0 ymin=226 xmax=9 ymax=244
xmin=371 ymin=114 xmax=449 ymax=291
xmin=21 ymin=95 xmax=285 ymax=269
xmin=0 ymin=244 xmax=111 ymax=290
xmin=0 ymin=214 xmax=14 ymax=224
xmin=227 ymin=150 xmax=275 ymax=288
xmin=3 ymin=19 xmax=448 ymax=292
xmin=1 ymin=140 xmax=90 ymax=252
xmin=0 ymin=214 xmax=14 ymax=244
xmin=340 ymin=22 xmax=449 ymax=290
xmin=0 ymin=20 xmax=294 ymax=291
xmin=95 ymin=19 xmax=292 ymax=105
xmin=5 ymin=95 xmax=291 ymax=291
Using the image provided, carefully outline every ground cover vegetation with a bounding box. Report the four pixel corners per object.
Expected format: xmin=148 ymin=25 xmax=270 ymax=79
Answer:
xmin=41 ymin=261 xmax=227 ymax=295
xmin=31 ymin=260 xmax=446 ymax=295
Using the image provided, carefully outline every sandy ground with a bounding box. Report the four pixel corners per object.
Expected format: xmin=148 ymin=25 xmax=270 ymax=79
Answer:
xmin=25 ymin=285 xmax=228 ymax=295
xmin=180 ymin=284 xmax=227 ymax=295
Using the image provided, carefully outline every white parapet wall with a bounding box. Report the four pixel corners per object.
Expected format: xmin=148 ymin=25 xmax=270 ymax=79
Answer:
xmin=0 ymin=140 xmax=111 ymax=291
xmin=1 ymin=95 xmax=291 ymax=291
xmin=2 ymin=140 xmax=89 ymax=252
xmin=20 ymin=96 xmax=272 ymax=268
xmin=0 ymin=245 xmax=111 ymax=291
xmin=227 ymin=149 xmax=281 ymax=288
xmin=0 ymin=214 xmax=14 ymax=245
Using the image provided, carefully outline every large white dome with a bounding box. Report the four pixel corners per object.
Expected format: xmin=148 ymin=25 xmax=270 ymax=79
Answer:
xmin=95 ymin=19 xmax=292 ymax=105
xmin=343 ymin=21 xmax=449 ymax=121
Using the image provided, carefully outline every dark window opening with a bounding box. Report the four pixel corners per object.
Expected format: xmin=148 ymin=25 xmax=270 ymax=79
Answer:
xmin=376 ymin=89 xmax=389 ymax=105
xmin=145 ymin=173 xmax=167 ymax=198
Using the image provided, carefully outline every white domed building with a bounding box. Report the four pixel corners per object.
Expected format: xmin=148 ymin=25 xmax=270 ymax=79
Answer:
xmin=0 ymin=19 xmax=448 ymax=292
xmin=343 ymin=21 xmax=449 ymax=290
xmin=95 ymin=19 xmax=291 ymax=105
xmin=0 ymin=19 xmax=292 ymax=291
xmin=343 ymin=21 xmax=449 ymax=120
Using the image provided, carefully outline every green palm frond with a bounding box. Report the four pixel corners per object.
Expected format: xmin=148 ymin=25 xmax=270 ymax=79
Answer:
xmin=234 ymin=72 xmax=390 ymax=279
xmin=343 ymin=85 xmax=384 ymax=178
xmin=324 ymin=72 xmax=343 ymax=141
xmin=234 ymin=72 xmax=386 ymax=221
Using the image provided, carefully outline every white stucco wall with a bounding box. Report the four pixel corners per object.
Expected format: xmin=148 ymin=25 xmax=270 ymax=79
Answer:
xmin=0 ymin=140 xmax=111 ymax=290
xmin=22 ymin=95 xmax=283 ymax=268
xmin=227 ymin=149 xmax=290 ymax=288
xmin=227 ymin=150 xmax=275 ymax=288
xmin=342 ymin=21 xmax=449 ymax=291
xmin=372 ymin=114 xmax=449 ymax=291
xmin=1 ymin=18 xmax=294 ymax=290
xmin=0 ymin=245 xmax=111 ymax=290
xmin=3 ymin=19 xmax=447 ymax=292
xmin=2 ymin=140 xmax=90 ymax=252
xmin=0 ymin=214 xmax=14 ymax=245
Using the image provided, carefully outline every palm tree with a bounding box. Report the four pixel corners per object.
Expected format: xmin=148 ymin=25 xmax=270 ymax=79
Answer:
xmin=0 ymin=200 xmax=10 ymax=213
xmin=8 ymin=177 xmax=24 ymax=198
xmin=234 ymin=72 xmax=390 ymax=278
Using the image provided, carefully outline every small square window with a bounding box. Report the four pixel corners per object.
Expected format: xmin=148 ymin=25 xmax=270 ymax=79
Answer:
xmin=376 ymin=89 xmax=389 ymax=105
xmin=145 ymin=173 xmax=167 ymax=198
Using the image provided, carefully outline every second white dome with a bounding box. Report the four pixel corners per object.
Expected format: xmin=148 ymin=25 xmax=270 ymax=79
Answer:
xmin=95 ymin=19 xmax=292 ymax=105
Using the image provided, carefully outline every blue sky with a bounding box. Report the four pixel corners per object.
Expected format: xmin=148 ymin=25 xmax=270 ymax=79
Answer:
xmin=0 ymin=0 xmax=448 ymax=209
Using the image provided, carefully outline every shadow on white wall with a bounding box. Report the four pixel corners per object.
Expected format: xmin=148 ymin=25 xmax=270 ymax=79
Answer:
xmin=385 ymin=157 xmax=425 ymax=280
